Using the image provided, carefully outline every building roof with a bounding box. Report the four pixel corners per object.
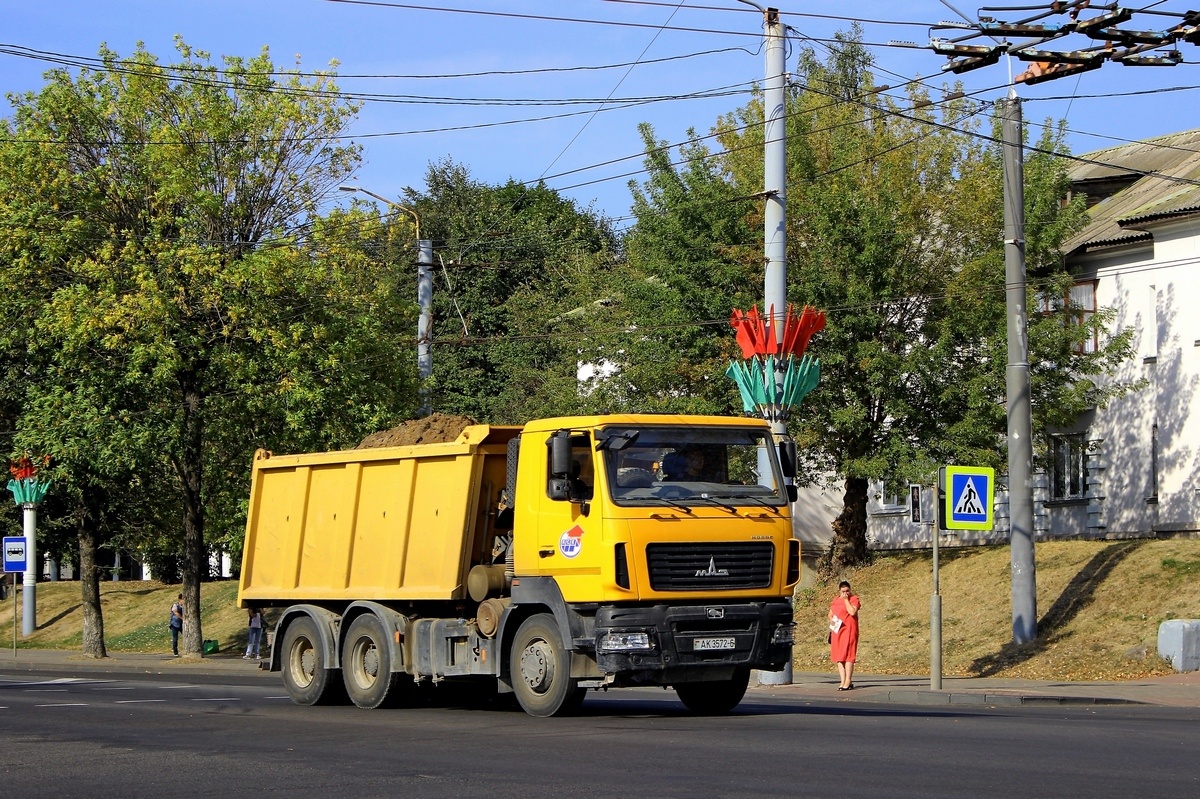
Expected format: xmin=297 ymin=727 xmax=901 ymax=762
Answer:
xmin=1063 ymin=128 xmax=1200 ymax=255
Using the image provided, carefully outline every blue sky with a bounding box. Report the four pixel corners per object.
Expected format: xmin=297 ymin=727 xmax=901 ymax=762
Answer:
xmin=3 ymin=1 xmax=1197 ymax=224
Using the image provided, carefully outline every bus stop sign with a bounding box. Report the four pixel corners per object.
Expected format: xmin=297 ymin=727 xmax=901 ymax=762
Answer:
xmin=3 ymin=537 xmax=27 ymax=573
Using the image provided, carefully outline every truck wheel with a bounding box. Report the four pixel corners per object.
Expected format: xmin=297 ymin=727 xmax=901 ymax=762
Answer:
xmin=281 ymin=616 xmax=342 ymax=706
xmin=510 ymin=613 xmax=579 ymax=717
xmin=674 ymin=668 xmax=750 ymax=715
xmin=343 ymin=614 xmax=410 ymax=709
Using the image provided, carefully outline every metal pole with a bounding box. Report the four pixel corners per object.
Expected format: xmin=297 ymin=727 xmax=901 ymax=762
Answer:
xmin=21 ymin=504 xmax=36 ymax=637
xmin=417 ymin=239 xmax=434 ymax=417
xmin=1001 ymin=90 xmax=1037 ymax=644
xmin=930 ymin=523 xmax=942 ymax=690
xmin=763 ymin=7 xmax=787 ymax=340
xmin=337 ymin=186 xmax=431 ymax=418
xmin=753 ymin=5 xmax=792 ymax=687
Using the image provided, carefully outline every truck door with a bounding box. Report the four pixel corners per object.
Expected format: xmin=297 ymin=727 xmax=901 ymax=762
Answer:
xmin=534 ymin=433 xmax=604 ymax=598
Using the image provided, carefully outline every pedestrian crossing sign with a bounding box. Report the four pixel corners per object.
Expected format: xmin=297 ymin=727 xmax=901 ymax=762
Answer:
xmin=940 ymin=466 xmax=995 ymax=531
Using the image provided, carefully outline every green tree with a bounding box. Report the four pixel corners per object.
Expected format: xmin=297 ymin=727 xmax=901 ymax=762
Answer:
xmin=0 ymin=41 xmax=413 ymax=655
xmin=627 ymin=35 xmax=1137 ymax=572
xmin=406 ymin=160 xmax=618 ymax=423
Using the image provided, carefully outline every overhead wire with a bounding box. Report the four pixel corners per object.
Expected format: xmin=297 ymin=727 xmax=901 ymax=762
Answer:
xmin=3 ymin=5 xmax=1196 ymax=258
xmin=0 ymin=41 xmax=765 ymax=81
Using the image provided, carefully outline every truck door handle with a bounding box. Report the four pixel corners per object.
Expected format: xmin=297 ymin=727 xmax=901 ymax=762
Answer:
xmin=539 ymin=548 xmax=555 ymax=558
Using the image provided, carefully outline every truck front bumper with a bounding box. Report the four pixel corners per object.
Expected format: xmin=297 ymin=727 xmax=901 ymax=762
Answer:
xmin=592 ymin=600 xmax=793 ymax=685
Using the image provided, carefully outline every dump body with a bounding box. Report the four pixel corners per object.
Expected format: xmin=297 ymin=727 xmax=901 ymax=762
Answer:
xmin=239 ymin=424 xmax=518 ymax=605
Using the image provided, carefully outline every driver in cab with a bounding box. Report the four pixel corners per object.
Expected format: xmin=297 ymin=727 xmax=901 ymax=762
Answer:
xmin=663 ymin=447 xmax=710 ymax=482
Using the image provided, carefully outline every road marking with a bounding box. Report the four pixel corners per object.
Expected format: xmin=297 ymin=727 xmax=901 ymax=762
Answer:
xmin=5 ymin=678 xmax=98 ymax=687
xmin=190 ymin=697 xmax=241 ymax=702
xmin=24 ymin=688 xmax=68 ymax=693
xmin=265 ymin=695 xmax=291 ymax=700
xmin=115 ymin=699 xmax=166 ymax=704
xmin=36 ymin=703 xmax=89 ymax=707
xmin=93 ymin=686 xmax=136 ymax=691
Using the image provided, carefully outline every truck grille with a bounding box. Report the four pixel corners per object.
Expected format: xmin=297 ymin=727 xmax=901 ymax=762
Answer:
xmin=646 ymin=542 xmax=773 ymax=591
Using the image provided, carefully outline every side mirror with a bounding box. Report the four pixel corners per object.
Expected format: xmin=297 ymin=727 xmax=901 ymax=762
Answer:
xmin=547 ymin=431 xmax=572 ymax=477
xmin=547 ymin=432 xmax=573 ymax=500
xmin=778 ymin=440 xmax=797 ymax=479
xmin=786 ymin=484 xmax=798 ymax=503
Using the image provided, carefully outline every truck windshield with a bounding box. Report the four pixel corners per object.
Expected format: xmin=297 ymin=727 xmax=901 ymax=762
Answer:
xmin=601 ymin=426 xmax=788 ymax=507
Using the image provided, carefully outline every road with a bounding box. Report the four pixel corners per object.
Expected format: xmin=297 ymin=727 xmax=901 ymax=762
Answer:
xmin=2 ymin=666 xmax=1198 ymax=798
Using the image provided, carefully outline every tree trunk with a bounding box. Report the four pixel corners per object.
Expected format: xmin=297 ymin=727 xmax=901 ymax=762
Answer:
xmin=177 ymin=364 xmax=206 ymax=657
xmin=823 ymin=475 xmax=871 ymax=576
xmin=77 ymin=495 xmax=107 ymax=659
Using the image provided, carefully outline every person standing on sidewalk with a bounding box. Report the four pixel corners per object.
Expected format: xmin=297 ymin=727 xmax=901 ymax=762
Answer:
xmin=244 ymin=606 xmax=264 ymax=659
xmin=829 ymin=580 xmax=861 ymax=690
xmin=169 ymin=593 xmax=184 ymax=656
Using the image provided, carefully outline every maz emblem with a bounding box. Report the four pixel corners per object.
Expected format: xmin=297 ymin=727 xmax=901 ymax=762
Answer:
xmin=706 ymin=607 xmax=725 ymax=619
xmin=695 ymin=557 xmax=729 ymax=578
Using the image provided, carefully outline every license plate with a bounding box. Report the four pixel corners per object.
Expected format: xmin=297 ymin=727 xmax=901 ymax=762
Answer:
xmin=693 ymin=636 xmax=736 ymax=651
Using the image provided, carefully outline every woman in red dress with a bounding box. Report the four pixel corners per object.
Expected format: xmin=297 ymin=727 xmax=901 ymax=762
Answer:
xmin=829 ymin=580 xmax=861 ymax=690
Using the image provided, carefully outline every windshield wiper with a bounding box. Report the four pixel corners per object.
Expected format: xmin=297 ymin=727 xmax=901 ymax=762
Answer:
xmin=735 ymin=495 xmax=782 ymax=513
xmin=642 ymin=497 xmax=693 ymax=514
xmin=691 ymin=494 xmax=739 ymax=514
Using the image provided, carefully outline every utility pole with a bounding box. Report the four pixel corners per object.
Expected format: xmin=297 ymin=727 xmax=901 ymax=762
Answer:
xmin=1001 ymin=90 xmax=1037 ymax=644
xmin=739 ymin=1 xmax=792 ymax=687
xmin=339 ymin=185 xmax=434 ymax=417
xmin=416 ymin=239 xmax=433 ymax=417
xmin=762 ymin=5 xmax=787 ymax=344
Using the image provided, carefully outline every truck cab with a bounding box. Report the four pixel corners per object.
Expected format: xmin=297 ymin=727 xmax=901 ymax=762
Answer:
xmin=501 ymin=416 xmax=799 ymax=714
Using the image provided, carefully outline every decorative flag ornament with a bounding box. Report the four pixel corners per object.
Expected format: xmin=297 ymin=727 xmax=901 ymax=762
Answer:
xmin=8 ymin=454 xmax=51 ymax=507
xmin=727 ymin=303 xmax=825 ymax=423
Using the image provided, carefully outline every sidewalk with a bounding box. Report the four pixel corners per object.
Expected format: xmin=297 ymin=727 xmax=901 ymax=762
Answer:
xmin=765 ymin=670 xmax=1200 ymax=708
xmin=0 ymin=647 xmax=272 ymax=681
xmin=2 ymin=648 xmax=1196 ymax=707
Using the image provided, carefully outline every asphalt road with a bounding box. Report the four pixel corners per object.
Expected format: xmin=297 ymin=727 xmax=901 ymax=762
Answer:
xmin=2 ymin=667 xmax=1198 ymax=799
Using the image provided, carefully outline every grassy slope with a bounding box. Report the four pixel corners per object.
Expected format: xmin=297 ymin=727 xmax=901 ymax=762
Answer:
xmin=3 ymin=538 xmax=1200 ymax=679
xmin=0 ymin=580 xmax=251 ymax=655
xmin=793 ymin=538 xmax=1200 ymax=680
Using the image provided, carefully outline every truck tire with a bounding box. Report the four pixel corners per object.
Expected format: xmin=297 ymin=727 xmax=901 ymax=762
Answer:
xmin=674 ymin=667 xmax=750 ymax=715
xmin=343 ymin=614 xmax=411 ymax=709
xmin=510 ymin=613 xmax=580 ymax=717
xmin=281 ymin=616 xmax=341 ymax=706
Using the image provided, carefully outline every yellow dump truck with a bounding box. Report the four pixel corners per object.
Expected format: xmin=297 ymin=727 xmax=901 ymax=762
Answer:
xmin=238 ymin=414 xmax=800 ymax=716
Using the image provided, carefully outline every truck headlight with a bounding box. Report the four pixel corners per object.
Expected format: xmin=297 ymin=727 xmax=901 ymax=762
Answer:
xmin=598 ymin=631 xmax=653 ymax=652
xmin=771 ymin=623 xmax=795 ymax=645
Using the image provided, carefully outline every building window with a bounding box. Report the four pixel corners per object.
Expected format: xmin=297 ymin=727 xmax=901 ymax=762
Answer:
xmin=1041 ymin=280 xmax=1097 ymax=354
xmin=1050 ymin=434 xmax=1087 ymax=500
xmin=869 ymin=479 xmax=905 ymax=512
xmin=1070 ymin=281 xmax=1097 ymax=353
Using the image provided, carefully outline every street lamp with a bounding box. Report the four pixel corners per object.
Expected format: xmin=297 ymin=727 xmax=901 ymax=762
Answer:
xmin=339 ymin=185 xmax=434 ymax=416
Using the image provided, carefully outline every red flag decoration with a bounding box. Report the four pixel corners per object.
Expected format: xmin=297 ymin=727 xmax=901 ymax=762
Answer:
xmin=730 ymin=303 xmax=826 ymax=359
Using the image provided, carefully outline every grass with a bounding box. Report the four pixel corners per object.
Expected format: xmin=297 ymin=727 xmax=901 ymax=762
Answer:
xmin=0 ymin=579 xmax=250 ymax=655
xmin=793 ymin=538 xmax=1200 ymax=680
xmin=3 ymin=538 xmax=1199 ymax=680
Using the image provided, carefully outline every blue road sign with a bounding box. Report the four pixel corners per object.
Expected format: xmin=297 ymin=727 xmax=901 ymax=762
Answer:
xmin=3 ymin=536 xmax=27 ymax=573
xmin=941 ymin=466 xmax=995 ymax=531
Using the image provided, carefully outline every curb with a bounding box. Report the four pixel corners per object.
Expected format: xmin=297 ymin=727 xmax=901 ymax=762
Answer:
xmin=881 ymin=689 xmax=1146 ymax=706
